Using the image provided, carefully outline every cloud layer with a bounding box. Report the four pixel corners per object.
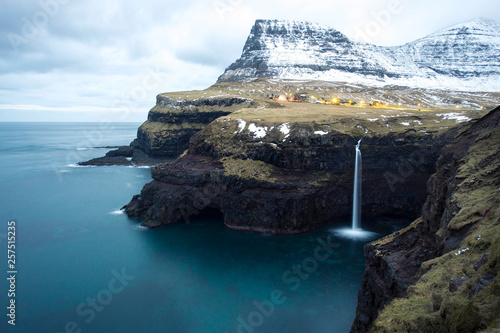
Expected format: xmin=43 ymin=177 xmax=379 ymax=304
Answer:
xmin=1 ymin=0 xmax=499 ymax=121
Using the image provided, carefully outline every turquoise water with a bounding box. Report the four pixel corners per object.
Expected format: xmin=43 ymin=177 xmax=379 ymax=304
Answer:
xmin=0 ymin=123 xmax=392 ymax=333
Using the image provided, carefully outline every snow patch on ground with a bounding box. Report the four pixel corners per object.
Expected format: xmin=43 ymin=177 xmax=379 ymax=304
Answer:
xmin=314 ymin=130 xmax=329 ymax=135
xmin=236 ymin=119 xmax=246 ymax=133
xmin=278 ymin=123 xmax=291 ymax=141
xmin=278 ymin=123 xmax=290 ymax=135
xmin=437 ymin=113 xmax=471 ymax=122
xmin=248 ymin=123 xmax=267 ymax=139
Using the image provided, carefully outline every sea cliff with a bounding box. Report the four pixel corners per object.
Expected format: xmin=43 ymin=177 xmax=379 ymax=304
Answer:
xmin=119 ymin=90 xmax=498 ymax=331
xmin=351 ymin=106 xmax=500 ymax=332
xmin=123 ymin=95 xmax=463 ymax=234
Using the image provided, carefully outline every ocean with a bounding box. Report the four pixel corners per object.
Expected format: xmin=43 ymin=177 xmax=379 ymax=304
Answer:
xmin=0 ymin=122 xmax=392 ymax=333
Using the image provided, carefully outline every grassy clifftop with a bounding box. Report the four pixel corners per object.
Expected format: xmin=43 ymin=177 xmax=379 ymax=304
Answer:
xmin=160 ymin=79 xmax=500 ymax=112
xmin=153 ymin=78 xmax=495 ymax=140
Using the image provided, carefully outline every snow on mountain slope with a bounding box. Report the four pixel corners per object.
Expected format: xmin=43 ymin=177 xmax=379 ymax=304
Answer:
xmin=218 ymin=19 xmax=500 ymax=92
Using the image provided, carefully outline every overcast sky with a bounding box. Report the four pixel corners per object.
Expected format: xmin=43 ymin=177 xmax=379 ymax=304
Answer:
xmin=1 ymin=0 xmax=499 ymax=122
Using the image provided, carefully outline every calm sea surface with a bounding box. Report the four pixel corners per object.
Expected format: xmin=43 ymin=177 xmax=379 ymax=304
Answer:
xmin=0 ymin=122 xmax=396 ymax=333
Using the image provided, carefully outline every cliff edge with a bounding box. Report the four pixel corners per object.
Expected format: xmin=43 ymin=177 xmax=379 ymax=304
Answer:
xmin=122 ymin=94 xmax=477 ymax=234
xmin=351 ymin=106 xmax=500 ymax=332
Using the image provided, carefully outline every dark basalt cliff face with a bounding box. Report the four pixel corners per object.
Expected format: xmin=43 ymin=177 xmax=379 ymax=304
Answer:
xmin=135 ymin=95 xmax=253 ymax=157
xmin=124 ymin=114 xmax=456 ymax=234
xmin=351 ymin=106 xmax=500 ymax=332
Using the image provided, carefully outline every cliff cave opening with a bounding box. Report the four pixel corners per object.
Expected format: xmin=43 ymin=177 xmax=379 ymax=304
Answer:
xmin=194 ymin=206 xmax=224 ymax=221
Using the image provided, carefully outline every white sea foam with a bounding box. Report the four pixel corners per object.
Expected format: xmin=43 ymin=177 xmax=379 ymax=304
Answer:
xmin=330 ymin=227 xmax=378 ymax=241
xmin=110 ymin=209 xmax=125 ymax=215
xmin=129 ymin=165 xmax=152 ymax=169
xmin=66 ymin=163 xmax=96 ymax=168
xmin=134 ymin=225 xmax=149 ymax=232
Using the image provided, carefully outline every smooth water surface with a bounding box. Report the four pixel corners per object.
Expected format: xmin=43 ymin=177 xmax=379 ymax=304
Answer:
xmin=0 ymin=123 xmax=396 ymax=333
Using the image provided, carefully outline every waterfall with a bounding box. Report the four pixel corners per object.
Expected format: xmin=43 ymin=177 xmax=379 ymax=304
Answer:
xmin=352 ymin=139 xmax=362 ymax=230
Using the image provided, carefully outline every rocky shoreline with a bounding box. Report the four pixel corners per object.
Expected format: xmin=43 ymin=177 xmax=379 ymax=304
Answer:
xmin=78 ymin=144 xmax=173 ymax=166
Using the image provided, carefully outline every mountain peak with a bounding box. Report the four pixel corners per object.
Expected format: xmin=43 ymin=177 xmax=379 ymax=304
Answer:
xmin=422 ymin=17 xmax=500 ymax=40
xmin=218 ymin=19 xmax=500 ymax=92
xmin=243 ymin=19 xmax=349 ymax=53
xmin=252 ymin=19 xmax=338 ymax=31
xmin=464 ymin=17 xmax=500 ymax=29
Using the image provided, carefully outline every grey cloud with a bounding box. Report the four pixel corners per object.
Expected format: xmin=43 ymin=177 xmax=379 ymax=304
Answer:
xmin=1 ymin=0 xmax=500 ymax=122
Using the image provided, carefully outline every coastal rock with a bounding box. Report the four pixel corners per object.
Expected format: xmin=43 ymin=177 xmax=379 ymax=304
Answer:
xmin=473 ymin=253 xmax=490 ymax=271
xmin=78 ymin=144 xmax=172 ymax=166
xmin=449 ymin=276 xmax=470 ymax=292
xmin=124 ymin=115 xmax=454 ymax=233
xmin=135 ymin=96 xmax=254 ymax=157
xmin=468 ymin=273 xmax=495 ymax=299
xmin=351 ymin=106 xmax=500 ymax=332
xmin=79 ymin=96 xmax=255 ymax=166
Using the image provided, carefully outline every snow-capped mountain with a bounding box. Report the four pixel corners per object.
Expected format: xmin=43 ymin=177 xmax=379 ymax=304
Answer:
xmin=217 ymin=19 xmax=500 ymax=92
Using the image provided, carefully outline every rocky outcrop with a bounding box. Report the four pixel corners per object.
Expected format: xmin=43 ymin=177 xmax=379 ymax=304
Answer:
xmin=124 ymin=154 xmax=338 ymax=233
xmin=78 ymin=145 xmax=173 ymax=166
xmin=79 ymin=95 xmax=255 ymax=165
xmin=124 ymin=115 xmax=456 ymax=234
xmin=351 ymin=106 xmax=500 ymax=332
xmin=135 ymin=95 xmax=254 ymax=157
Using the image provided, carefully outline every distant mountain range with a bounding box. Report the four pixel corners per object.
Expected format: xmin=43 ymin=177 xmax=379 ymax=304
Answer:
xmin=217 ymin=18 xmax=500 ymax=92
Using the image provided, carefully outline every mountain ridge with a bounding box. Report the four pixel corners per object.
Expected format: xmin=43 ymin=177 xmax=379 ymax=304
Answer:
xmin=218 ymin=18 xmax=500 ymax=92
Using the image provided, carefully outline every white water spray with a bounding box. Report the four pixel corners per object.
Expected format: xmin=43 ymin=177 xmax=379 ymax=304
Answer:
xmin=352 ymin=139 xmax=362 ymax=230
xmin=332 ymin=139 xmax=377 ymax=240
